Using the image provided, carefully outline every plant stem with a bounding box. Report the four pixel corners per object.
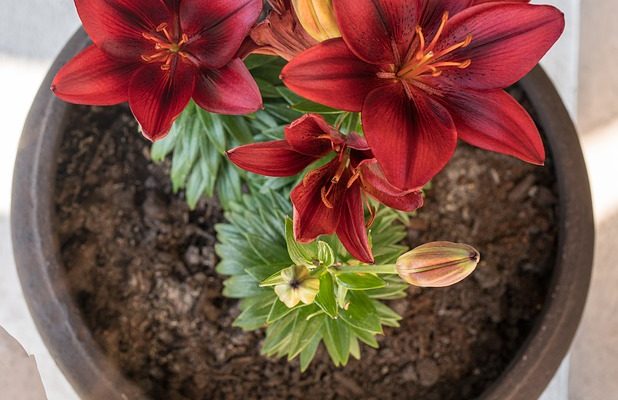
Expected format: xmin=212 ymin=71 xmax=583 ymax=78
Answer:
xmin=335 ymin=264 xmax=398 ymax=274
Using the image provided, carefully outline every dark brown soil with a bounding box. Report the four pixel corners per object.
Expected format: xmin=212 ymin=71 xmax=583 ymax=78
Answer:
xmin=55 ymin=88 xmax=557 ymax=400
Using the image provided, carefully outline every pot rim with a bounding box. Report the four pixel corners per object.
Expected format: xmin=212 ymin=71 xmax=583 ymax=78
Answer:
xmin=11 ymin=29 xmax=594 ymax=400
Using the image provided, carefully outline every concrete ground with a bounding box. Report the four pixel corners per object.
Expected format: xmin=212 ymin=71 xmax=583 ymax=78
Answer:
xmin=1 ymin=1 xmax=616 ymax=399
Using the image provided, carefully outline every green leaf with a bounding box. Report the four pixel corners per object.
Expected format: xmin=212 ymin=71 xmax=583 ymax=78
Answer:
xmin=233 ymin=293 xmax=275 ymax=330
xmin=300 ymin=334 xmax=322 ymax=372
xmin=337 ymin=284 xmax=348 ymax=309
xmin=336 ymin=273 xmax=386 ymax=290
xmin=322 ymin=318 xmax=351 ymax=366
xmin=262 ymin=312 xmax=297 ymax=355
xmin=317 ymin=241 xmax=335 ymax=267
xmin=284 ymin=217 xmax=318 ymax=267
xmin=245 ymin=54 xmax=280 ymax=70
xmin=268 ymin=299 xmax=303 ymax=324
xmin=349 ymin=334 xmax=361 ymax=360
xmin=288 ymin=307 xmax=324 ymax=359
xmin=372 ymin=300 xmax=402 ymax=322
xmin=198 ymin=109 xmax=226 ymax=153
xmin=314 ymin=273 xmax=338 ymax=318
xmin=350 ymin=326 xmax=379 ymax=348
xmin=222 ymin=275 xmax=262 ymax=298
xmin=339 ymin=291 xmax=383 ymax=334
xmin=291 ymin=99 xmax=343 ymax=114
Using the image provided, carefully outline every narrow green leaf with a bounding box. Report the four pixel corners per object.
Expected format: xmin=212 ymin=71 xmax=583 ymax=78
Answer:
xmin=339 ymin=291 xmax=383 ymax=334
xmin=322 ymin=318 xmax=350 ymax=366
xmin=300 ymin=333 xmax=322 ymax=372
xmin=291 ymin=99 xmax=343 ymax=114
xmin=222 ymin=275 xmax=262 ymax=298
xmin=285 ymin=217 xmax=318 ymax=267
xmin=350 ymin=326 xmax=379 ymax=348
xmin=314 ymin=273 xmax=338 ymax=318
xmin=260 ymin=269 xmax=287 ymax=287
xmin=288 ymin=306 xmax=324 ymax=359
xmin=349 ymin=334 xmax=361 ymax=360
xmin=317 ymin=241 xmax=335 ymax=267
xmin=336 ymin=273 xmax=386 ymax=290
xmin=245 ymin=54 xmax=279 ymax=70
xmin=268 ymin=299 xmax=303 ymax=324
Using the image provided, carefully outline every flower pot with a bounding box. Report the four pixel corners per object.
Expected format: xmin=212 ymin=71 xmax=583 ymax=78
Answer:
xmin=12 ymin=29 xmax=594 ymax=400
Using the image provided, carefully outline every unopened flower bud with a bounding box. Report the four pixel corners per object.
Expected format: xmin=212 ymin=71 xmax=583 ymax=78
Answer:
xmin=396 ymin=241 xmax=480 ymax=288
xmin=292 ymin=0 xmax=341 ymax=42
xmin=274 ymin=265 xmax=320 ymax=308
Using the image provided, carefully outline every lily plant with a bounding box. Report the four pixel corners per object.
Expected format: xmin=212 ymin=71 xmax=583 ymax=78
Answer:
xmin=51 ymin=0 xmax=564 ymax=370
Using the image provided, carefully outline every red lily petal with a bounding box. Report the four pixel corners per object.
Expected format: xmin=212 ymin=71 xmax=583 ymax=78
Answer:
xmin=443 ymin=88 xmax=545 ymax=165
xmin=74 ymin=0 xmax=170 ymax=60
xmin=128 ymin=61 xmax=196 ymax=141
xmin=419 ymin=0 xmax=530 ymax=37
xmin=285 ymin=114 xmax=341 ymax=157
xmin=193 ymin=58 xmax=262 ymax=115
xmin=359 ymin=159 xmax=425 ymax=212
xmin=281 ymin=39 xmax=384 ymax=112
xmin=336 ymin=184 xmax=374 ymax=263
xmin=180 ymin=0 xmax=262 ymax=69
xmin=438 ymin=2 xmax=564 ymax=90
xmin=333 ymin=0 xmax=421 ymax=65
xmin=420 ymin=0 xmax=472 ymax=37
xmin=292 ymin=160 xmax=344 ymax=242
xmin=362 ymin=83 xmax=457 ymax=190
xmin=227 ymin=140 xmax=317 ymax=177
xmin=51 ymin=45 xmax=137 ymax=105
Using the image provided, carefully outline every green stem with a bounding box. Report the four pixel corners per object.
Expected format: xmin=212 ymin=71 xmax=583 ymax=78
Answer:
xmin=335 ymin=264 xmax=398 ymax=274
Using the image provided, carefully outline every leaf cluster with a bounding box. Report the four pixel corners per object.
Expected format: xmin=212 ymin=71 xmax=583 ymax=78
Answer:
xmin=216 ymin=189 xmax=410 ymax=370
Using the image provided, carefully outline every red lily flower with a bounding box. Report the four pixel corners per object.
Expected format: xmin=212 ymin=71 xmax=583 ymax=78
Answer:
xmin=227 ymin=114 xmax=423 ymax=263
xmin=281 ymin=0 xmax=564 ymax=189
xmin=51 ymin=0 xmax=263 ymax=141
xmin=244 ymin=0 xmax=318 ymax=61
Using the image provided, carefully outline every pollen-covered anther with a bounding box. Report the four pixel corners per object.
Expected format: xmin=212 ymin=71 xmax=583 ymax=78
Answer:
xmin=389 ymin=11 xmax=473 ymax=82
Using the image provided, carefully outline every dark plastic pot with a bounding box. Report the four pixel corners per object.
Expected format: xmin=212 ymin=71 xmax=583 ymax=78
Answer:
xmin=12 ymin=29 xmax=594 ymax=400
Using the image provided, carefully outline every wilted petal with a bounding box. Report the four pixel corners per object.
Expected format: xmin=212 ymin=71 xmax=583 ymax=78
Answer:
xmin=180 ymin=0 xmax=262 ymax=69
xmin=333 ymin=0 xmax=421 ymax=64
xmin=275 ymin=284 xmax=301 ymax=308
xmin=336 ymin=184 xmax=373 ymax=264
xmin=227 ymin=140 xmax=317 ymax=177
xmin=359 ymin=159 xmax=424 ymax=212
xmin=438 ymin=2 xmax=564 ymax=90
xmin=193 ymin=58 xmax=262 ymax=115
xmin=74 ymin=0 xmax=169 ymax=60
xmin=281 ymin=39 xmax=384 ymax=112
xmin=128 ymin=61 xmax=196 ymax=141
xmin=51 ymin=45 xmax=137 ymax=105
xmin=298 ymin=278 xmax=320 ymax=304
xmin=292 ymin=160 xmax=344 ymax=242
xmin=362 ymin=83 xmax=457 ymax=190
xmin=442 ymin=87 xmax=545 ymax=165
xmin=285 ymin=114 xmax=342 ymax=157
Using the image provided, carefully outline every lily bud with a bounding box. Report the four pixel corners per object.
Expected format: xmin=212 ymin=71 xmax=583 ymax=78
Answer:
xmin=396 ymin=241 xmax=480 ymax=288
xmin=274 ymin=265 xmax=320 ymax=308
xmin=291 ymin=0 xmax=341 ymax=42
